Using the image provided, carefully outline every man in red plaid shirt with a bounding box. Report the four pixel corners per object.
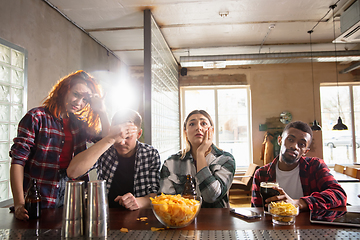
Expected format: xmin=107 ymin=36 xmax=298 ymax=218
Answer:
xmin=251 ymin=121 xmax=347 ymax=211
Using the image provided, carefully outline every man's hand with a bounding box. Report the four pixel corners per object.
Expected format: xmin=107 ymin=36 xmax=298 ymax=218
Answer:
xmin=265 ymin=186 xmax=309 ymax=211
xmin=114 ymin=193 xmax=140 ymax=210
xmin=14 ymin=204 xmax=29 ymax=221
xmin=108 ymin=123 xmax=137 ymax=143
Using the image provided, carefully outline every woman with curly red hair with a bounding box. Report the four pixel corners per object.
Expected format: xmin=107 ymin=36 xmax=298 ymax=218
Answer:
xmin=10 ymin=70 xmax=110 ymax=220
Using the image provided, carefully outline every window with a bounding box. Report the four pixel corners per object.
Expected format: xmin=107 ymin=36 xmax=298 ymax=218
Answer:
xmin=181 ymin=86 xmax=251 ymax=168
xmin=0 ymin=38 xmax=27 ymax=207
xmin=320 ymin=84 xmax=360 ymax=165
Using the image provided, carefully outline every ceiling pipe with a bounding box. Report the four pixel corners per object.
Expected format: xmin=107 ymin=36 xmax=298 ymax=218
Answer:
xmin=180 ymin=50 xmax=360 ymax=68
xmin=339 ymin=61 xmax=360 ymax=74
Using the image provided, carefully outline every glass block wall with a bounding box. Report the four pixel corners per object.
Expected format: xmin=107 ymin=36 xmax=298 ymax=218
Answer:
xmin=0 ymin=39 xmax=27 ymax=206
xmin=150 ymin=15 xmax=180 ymax=162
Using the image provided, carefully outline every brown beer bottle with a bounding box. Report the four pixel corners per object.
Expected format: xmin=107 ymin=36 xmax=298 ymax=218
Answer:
xmin=182 ymin=174 xmax=197 ymax=199
xmin=25 ymin=179 xmax=42 ymax=219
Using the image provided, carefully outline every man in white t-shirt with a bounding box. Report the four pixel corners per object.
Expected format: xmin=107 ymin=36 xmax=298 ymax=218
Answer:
xmin=251 ymin=121 xmax=347 ymax=211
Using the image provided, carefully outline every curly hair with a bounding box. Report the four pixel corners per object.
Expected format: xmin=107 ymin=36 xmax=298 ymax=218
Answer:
xmin=283 ymin=121 xmax=313 ymax=140
xmin=42 ymin=70 xmax=103 ymax=133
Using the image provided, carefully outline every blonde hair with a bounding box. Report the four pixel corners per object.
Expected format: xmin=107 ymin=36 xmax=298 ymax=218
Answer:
xmin=181 ymin=110 xmax=215 ymax=159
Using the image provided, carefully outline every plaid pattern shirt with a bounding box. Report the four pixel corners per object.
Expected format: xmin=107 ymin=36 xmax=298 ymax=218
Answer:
xmin=96 ymin=141 xmax=161 ymax=197
xmin=159 ymin=144 xmax=235 ymax=208
xmin=10 ymin=107 xmax=93 ymax=208
xmin=251 ymin=156 xmax=347 ymax=210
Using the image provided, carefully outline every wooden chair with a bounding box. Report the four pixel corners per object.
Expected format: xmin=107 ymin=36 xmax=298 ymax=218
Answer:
xmin=334 ymin=164 xmax=345 ymax=174
xmin=344 ymin=167 xmax=360 ymax=179
xmin=230 ymin=163 xmax=260 ymax=195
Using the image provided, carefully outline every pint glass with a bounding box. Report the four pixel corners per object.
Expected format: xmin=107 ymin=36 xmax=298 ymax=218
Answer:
xmin=260 ymin=182 xmax=280 ymax=212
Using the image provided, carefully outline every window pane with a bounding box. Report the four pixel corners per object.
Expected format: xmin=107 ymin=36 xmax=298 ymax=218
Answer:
xmin=0 ymin=65 xmax=10 ymax=83
xmin=184 ymin=90 xmax=215 ymax=118
xmin=0 ymin=44 xmax=10 ymax=64
xmin=218 ymin=89 xmax=250 ymax=167
xmin=321 ymin=86 xmax=353 ymax=164
xmin=0 ymin=38 xmax=26 ymax=207
xmin=183 ymin=87 xmax=250 ymax=169
xmin=150 ymin=14 xmax=180 ymax=163
xmin=184 ymin=89 xmax=216 ymax=143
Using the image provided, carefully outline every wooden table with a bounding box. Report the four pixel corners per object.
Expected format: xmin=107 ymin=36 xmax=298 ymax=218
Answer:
xmin=330 ymin=170 xmax=360 ymax=182
xmin=1 ymin=206 xmax=360 ymax=239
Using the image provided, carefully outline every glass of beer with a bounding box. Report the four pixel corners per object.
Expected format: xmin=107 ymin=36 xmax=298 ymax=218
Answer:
xmin=260 ymin=182 xmax=280 ymax=212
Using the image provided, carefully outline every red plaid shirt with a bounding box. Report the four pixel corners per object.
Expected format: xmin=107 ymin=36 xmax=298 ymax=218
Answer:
xmin=10 ymin=107 xmax=94 ymax=208
xmin=251 ymin=156 xmax=347 ymax=210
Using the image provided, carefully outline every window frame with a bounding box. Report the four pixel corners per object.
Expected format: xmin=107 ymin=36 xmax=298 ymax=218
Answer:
xmin=320 ymin=83 xmax=360 ymax=166
xmin=0 ymin=37 xmax=27 ymax=207
xmin=180 ymin=85 xmax=252 ymax=169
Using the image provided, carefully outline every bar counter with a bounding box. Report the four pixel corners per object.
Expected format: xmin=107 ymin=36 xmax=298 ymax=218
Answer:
xmin=1 ymin=206 xmax=360 ymax=239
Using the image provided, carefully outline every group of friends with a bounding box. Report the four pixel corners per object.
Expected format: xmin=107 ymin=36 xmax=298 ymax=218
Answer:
xmin=10 ymin=70 xmax=347 ymax=221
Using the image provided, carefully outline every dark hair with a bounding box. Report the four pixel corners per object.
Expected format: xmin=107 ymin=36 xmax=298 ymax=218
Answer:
xmin=111 ymin=109 xmax=142 ymax=129
xmin=283 ymin=121 xmax=313 ymax=140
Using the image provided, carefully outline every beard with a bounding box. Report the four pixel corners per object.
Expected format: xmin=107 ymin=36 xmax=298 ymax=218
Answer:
xmin=281 ymin=151 xmax=299 ymax=165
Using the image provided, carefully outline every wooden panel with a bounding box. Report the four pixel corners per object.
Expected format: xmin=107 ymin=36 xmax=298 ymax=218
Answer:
xmin=344 ymin=167 xmax=359 ymax=179
xmin=334 ymin=164 xmax=345 ymax=173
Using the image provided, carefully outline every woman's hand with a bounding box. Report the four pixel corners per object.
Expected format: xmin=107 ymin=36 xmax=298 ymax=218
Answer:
xmin=90 ymin=93 xmax=106 ymax=114
xmin=14 ymin=204 xmax=29 ymax=221
xmin=197 ymin=126 xmax=214 ymax=156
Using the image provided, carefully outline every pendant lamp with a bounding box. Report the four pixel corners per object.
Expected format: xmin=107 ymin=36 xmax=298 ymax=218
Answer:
xmin=330 ymin=4 xmax=348 ymax=131
xmin=308 ymin=30 xmax=322 ymax=131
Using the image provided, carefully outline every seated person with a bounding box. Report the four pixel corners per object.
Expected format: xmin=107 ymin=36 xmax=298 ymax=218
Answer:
xmin=159 ymin=110 xmax=235 ymax=208
xmin=67 ymin=109 xmax=161 ymax=210
xmin=251 ymin=121 xmax=347 ymax=211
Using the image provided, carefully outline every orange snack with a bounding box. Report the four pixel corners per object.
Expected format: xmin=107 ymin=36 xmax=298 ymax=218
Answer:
xmin=150 ymin=193 xmax=200 ymax=227
xmin=151 ymin=227 xmax=165 ymax=231
xmin=120 ymin=228 xmax=129 ymax=233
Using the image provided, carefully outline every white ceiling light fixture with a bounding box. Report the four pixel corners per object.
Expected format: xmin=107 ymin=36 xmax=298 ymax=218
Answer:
xmin=219 ymin=11 xmax=229 ymax=18
xmin=202 ymin=61 xmax=227 ymax=69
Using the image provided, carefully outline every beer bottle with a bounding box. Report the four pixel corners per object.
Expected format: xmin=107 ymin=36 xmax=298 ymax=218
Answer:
xmin=182 ymin=174 xmax=197 ymax=199
xmin=25 ymin=179 xmax=42 ymax=219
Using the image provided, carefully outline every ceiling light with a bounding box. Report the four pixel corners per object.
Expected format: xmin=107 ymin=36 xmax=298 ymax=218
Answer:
xmin=219 ymin=11 xmax=229 ymax=18
xmin=308 ymin=30 xmax=321 ymax=131
xmin=330 ymin=4 xmax=348 ymax=131
xmin=203 ymin=62 xmax=215 ymax=68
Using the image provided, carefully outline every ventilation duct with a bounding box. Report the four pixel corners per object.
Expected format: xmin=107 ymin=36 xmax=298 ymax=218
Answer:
xmin=335 ymin=0 xmax=360 ymax=43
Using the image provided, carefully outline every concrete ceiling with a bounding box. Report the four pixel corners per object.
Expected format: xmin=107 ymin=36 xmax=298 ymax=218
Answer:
xmin=44 ymin=0 xmax=360 ymax=67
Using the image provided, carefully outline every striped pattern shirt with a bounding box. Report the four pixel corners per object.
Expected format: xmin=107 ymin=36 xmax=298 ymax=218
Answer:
xmin=159 ymin=144 xmax=235 ymax=208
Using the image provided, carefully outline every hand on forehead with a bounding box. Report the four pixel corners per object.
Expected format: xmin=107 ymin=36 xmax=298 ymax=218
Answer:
xmin=112 ymin=121 xmax=136 ymax=129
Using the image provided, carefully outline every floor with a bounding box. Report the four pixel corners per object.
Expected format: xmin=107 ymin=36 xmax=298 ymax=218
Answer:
xmin=229 ymin=190 xmax=251 ymax=208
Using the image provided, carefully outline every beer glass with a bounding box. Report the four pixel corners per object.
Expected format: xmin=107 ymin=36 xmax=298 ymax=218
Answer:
xmin=260 ymin=182 xmax=280 ymax=212
xmin=86 ymin=180 xmax=109 ymax=239
xmin=61 ymin=180 xmax=85 ymax=238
